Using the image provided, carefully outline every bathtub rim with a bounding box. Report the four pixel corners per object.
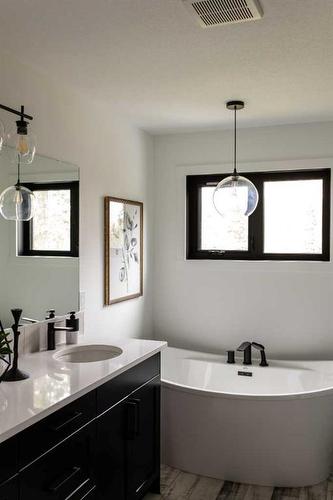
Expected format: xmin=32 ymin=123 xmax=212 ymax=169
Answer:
xmin=161 ymin=346 xmax=333 ymax=401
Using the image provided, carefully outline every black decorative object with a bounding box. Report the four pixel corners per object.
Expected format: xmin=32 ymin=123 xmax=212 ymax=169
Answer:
xmin=0 ymin=320 xmax=12 ymax=383
xmin=2 ymin=308 xmax=29 ymax=382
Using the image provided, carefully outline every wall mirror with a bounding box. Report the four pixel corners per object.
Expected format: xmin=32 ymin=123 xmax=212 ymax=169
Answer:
xmin=0 ymin=146 xmax=79 ymax=328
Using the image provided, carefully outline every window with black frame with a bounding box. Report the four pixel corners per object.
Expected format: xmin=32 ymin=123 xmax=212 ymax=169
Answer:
xmin=186 ymin=169 xmax=330 ymax=261
xmin=18 ymin=181 xmax=79 ymax=257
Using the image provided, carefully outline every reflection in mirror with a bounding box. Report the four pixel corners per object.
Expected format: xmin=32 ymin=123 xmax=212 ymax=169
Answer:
xmin=0 ymin=147 xmax=79 ymax=328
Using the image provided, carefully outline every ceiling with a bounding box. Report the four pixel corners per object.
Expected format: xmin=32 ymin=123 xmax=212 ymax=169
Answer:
xmin=0 ymin=0 xmax=332 ymax=133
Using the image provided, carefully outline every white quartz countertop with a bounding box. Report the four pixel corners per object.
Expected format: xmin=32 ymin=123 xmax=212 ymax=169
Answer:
xmin=0 ymin=336 xmax=167 ymax=443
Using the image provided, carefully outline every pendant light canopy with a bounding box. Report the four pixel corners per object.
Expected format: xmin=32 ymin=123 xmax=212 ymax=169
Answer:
xmin=0 ymin=158 xmax=35 ymax=221
xmin=213 ymin=101 xmax=258 ymax=217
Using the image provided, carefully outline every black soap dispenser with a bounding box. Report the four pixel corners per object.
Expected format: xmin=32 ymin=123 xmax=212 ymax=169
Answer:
xmin=66 ymin=312 xmax=79 ymax=344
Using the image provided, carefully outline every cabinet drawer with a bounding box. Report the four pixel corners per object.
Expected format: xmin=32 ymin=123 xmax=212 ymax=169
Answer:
xmin=97 ymin=354 xmax=160 ymax=414
xmin=0 ymin=475 xmax=18 ymax=500
xmin=20 ymin=422 xmax=96 ymax=500
xmin=19 ymin=391 xmax=96 ymax=468
xmin=0 ymin=436 xmax=18 ymax=484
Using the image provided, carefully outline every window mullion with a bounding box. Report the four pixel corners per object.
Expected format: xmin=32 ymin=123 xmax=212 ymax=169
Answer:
xmin=248 ymin=174 xmax=263 ymax=258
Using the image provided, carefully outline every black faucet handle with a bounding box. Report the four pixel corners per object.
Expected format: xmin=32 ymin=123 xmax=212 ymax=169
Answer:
xmin=252 ymin=342 xmax=265 ymax=351
xmin=46 ymin=309 xmax=56 ymax=319
xmin=226 ymin=350 xmax=235 ymax=364
xmin=237 ymin=341 xmax=251 ymax=351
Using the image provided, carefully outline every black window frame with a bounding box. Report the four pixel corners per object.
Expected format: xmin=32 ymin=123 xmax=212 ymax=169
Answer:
xmin=186 ymin=169 xmax=331 ymax=261
xmin=18 ymin=180 xmax=79 ymax=258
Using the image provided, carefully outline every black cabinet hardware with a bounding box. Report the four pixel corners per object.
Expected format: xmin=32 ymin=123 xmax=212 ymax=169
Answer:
xmin=51 ymin=411 xmax=83 ymax=432
xmin=48 ymin=466 xmax=81 ymax=492
xmin=126 ymin=399 xmax=141 ymax=440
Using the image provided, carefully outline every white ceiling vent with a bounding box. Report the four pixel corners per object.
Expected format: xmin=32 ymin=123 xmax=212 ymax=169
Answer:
xmin=182 ymin=0 xmax=263 ymax=28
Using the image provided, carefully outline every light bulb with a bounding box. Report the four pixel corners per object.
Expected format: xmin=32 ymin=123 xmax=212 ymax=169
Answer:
xmin=213 ymin=175 xmax=259 ymax=217
xmin=14 ymin=187 xmax=23 ymax=205
xmin=17 ymin=134 xmax=29 ymax=155
xmin=0 ymin=185 xmax=34 ymax=221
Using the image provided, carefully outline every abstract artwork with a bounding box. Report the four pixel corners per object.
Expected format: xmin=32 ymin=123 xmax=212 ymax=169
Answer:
xmin=104 ymin=197 xmax=143 ymax=304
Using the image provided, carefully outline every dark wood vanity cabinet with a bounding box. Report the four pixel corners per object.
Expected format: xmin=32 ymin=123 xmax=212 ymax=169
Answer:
xmin=95 ymin=375 xmax=160 ymax=500
xmin=0 ymin=353 xmax=161 ymax=500
xmin=0 ymin=476 xmax=19 ymax=500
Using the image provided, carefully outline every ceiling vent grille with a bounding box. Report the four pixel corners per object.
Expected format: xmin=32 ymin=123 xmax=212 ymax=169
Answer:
xmin=182 ymin=0 xmax=263 ymax=28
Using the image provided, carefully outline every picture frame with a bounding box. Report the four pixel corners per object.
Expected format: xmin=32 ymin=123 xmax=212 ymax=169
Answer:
xmin=104 ymin=196 xmax=143 ymax=305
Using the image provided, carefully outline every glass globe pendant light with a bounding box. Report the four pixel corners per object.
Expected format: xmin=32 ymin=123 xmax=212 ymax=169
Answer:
xmin=0 ymin=157 xmax=35 ymax=221
xmin=0 ymin=120 xmax=4 ymax=152
xmin=213 ymin=101 xmax=258 ymax=217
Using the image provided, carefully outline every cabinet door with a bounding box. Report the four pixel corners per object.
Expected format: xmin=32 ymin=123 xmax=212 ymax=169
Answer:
xmin=125 ymin=377 xmax=160 ymax=499
xmin=0 ymin=476 xmax=18 ymax=500
xmin=95 ymin=401 xmax=126 ymax=500
xmin=0 ymin=436 xmax=18 ymax=484
xmin=20 ymin=422 xmax=96 ymax=500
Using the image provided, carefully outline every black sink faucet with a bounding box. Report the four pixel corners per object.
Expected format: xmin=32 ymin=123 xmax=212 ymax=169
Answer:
xmin=252 ymin=342 xmax=269 ymax=367
xmin=46 ymin=310 xmax=79 ymax=350
xmin=237 ymin=341 xmax=252 ymax=365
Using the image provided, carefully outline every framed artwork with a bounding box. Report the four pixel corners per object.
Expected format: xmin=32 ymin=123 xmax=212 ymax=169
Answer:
xmin=104 ymin=196 xmax=143 ymax=305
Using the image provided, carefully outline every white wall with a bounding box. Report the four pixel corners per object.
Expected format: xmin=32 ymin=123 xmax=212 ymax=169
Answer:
xmin=153 ymin=122 xmax=333 ymax=360
xmin=0 ymin=50 xmax=153 ymax=340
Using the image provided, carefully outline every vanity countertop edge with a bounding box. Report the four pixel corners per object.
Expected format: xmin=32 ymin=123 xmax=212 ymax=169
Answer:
xmin=0 ymin=337 xmax=167 ymax=443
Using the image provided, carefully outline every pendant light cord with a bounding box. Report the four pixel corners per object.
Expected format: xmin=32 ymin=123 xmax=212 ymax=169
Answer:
xmin=233 ymin=106 xmax=237 ymax=176
xmin=16 ymin=156 xmax=21 ymax=187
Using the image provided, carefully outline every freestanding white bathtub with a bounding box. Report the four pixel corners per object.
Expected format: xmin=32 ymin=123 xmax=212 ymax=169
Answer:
xmin=161 ymin=346 xmax=333 ymax=487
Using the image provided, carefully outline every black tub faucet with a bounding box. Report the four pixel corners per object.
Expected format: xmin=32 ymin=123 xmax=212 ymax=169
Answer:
xmin=252 ymin=342 xmax=269 ymax=367
xmin=237 ymin=341 xmax=252 ymax=365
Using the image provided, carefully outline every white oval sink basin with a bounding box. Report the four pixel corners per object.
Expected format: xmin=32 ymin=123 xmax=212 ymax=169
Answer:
xmin=54 ymin=344 xmax=123 ymax=363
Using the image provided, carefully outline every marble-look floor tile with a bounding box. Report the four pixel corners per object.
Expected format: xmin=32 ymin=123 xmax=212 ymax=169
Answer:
xmin=162 ymin=469 xmax=223 ymax=499
xmin=144 ymin=465 xmax=332 ymax=500
xmin=161 ymin=465 xmax=182 ymax=492
xmin=326 ymin=475 xmax=333 ymax=500
xmin=306 ymin=480 xmax=329 ymax=500
xmin=218 ymin=481 xmax=273 ymax=500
